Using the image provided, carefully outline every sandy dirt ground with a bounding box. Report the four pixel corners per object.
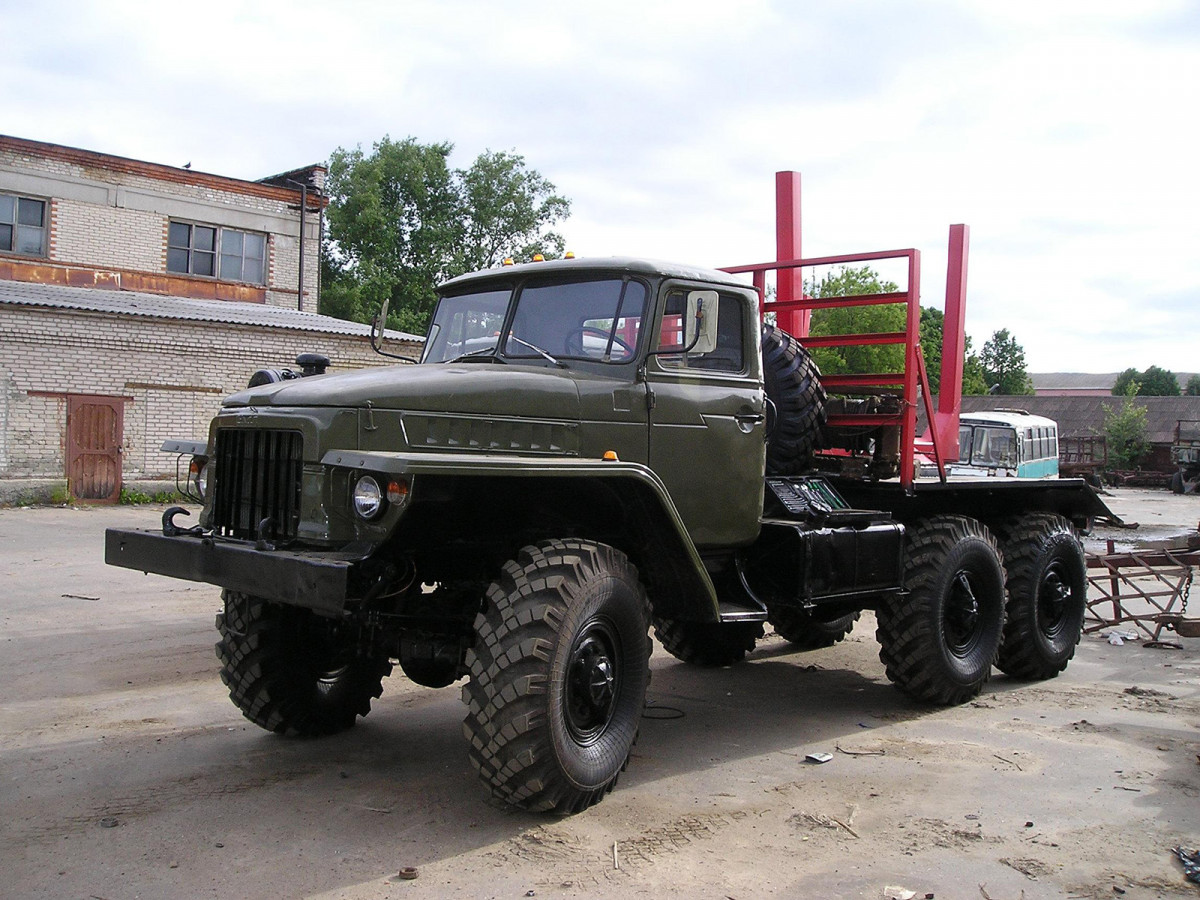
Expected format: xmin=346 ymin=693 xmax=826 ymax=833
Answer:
xmin=2 ymin=488 xmax=1199 ymax=900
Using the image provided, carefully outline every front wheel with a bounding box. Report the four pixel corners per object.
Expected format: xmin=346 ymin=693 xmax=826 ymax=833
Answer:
xmin=215 ymin=591 xmax=391 ymax=736
xmin=769 ymin=606 xmax=860 ymax=651
xmin=876 ymin=516 xmax=1007 ymax=705
xmin=651 ymin=616 xmax=764 ymax=666
xmin=462 ymin=540 xmax=651 ymax=814
xmin=994 ymin=514 xmax=1087 ymax=680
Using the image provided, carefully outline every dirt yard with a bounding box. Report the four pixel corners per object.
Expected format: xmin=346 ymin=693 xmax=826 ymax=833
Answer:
xmin=2 ymin=488 xmax=1198 ymax=900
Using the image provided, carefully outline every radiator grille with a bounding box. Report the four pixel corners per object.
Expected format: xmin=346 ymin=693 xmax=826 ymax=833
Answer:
xmin=211 ymin=429 xmax=303 ymax=540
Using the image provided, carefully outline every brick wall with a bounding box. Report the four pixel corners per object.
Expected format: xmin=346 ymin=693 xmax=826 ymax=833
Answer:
xmin=1 ymin=140 xmax=321 ymax=313
xmin=0 ymin=304 xmax=419 ymax=480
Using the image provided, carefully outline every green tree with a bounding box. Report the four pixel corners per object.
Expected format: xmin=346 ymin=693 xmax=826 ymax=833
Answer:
xmin=321 ymin=136 xmax=570 ymax=334
xmin=962 ymin=335 xmax=988 ymax=395
xmin=1103 ymin=381 xmax=1149 ymax=469
xmin=919 ymin=306 xmax=943 ymax=394
xmin=1186 ymin=374 xmax=1200 ymax=396
xmin=805 ymin=266 xmax=903 ymax=376
xmin=980 ymin=328 xmax=1033 ymax=394
xmin=1112 ymin=365 xmax=1180 ymax=396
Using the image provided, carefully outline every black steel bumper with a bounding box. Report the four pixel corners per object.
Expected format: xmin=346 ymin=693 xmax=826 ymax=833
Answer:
xmin=105 ymin=528 xmax=364 ymax=615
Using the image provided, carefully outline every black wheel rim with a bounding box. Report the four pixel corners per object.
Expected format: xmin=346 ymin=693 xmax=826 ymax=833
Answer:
xmin=565 ymin=618 xmax=621 ymax=745
xmin=945 ymin=570 xmax=983 ymax=656
xmin=1037 ymin=560 xmax=1072 ymax=639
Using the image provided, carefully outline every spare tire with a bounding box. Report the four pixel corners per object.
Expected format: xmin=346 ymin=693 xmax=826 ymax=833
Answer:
xmin=761 ymin=324 xmax=827 ymax=475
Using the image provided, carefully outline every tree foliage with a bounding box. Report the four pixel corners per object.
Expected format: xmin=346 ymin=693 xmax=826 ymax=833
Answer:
xmin=1103 ymin=381 xmax=1150 ymax=469
xmin=320 ymin=136 xmax=570 ymax=335
xmin=980 ymin=328 xmax=1033 ymax=395
xmin=1186 ymin=374 xmax=1200 ymax=396
xmin=1112 ymin=365 xmax=1180 ymax=396
xmin=805 ymin=267 xmax=903 ymax=376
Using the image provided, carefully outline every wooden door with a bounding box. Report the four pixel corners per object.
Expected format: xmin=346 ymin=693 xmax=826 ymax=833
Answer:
xmin=67 ymin=395 xmax=124 ymax=503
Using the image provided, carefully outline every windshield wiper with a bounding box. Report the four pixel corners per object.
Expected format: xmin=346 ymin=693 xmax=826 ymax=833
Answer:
xmin=506 ymin=335 xmax=566 ymax=368
xmin=444 ymin=345 xmax=507 ymax=365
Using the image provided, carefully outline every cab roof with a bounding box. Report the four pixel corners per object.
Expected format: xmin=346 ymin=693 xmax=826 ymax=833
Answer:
xmin=438 ymin=256 xmax=756 ymax=294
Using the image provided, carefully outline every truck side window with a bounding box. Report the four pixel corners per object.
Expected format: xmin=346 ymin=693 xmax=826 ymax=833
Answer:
xmin=657 ymin=291 xmax=744 ymax=372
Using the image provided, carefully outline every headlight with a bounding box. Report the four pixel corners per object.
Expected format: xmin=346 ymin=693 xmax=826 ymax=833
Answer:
xmin=353 ymin=475 xmax=384 ymax=519
xmin=189 ymin=456 xmax=209 ymax=501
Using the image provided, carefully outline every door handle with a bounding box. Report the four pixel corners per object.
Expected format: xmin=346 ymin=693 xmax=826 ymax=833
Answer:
xmin=734 ymin=413 xmax=765 ymax=433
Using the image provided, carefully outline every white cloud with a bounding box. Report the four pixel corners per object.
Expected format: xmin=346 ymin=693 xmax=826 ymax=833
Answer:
xmin=2 ymin=0 xmax=1197 ymax=371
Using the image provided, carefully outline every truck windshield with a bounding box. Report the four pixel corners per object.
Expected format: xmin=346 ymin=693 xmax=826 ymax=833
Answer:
xmin=424 ymin=277 xmax=649 ymax=365
xmin=423 ymin=289 xmax=510 ymax=363
xmin=505 ymin=278 xmax=647 ymax=363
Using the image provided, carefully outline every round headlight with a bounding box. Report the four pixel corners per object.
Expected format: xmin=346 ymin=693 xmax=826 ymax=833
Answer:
xmin=190 ymin=457 xmax=209 ymax=501
xmin=353 ymin=475 xmax=384 ymax=519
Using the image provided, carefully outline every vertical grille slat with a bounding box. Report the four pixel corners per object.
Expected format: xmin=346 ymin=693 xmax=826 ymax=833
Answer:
xmin=212 ymin=429 xmax=303 ymax=540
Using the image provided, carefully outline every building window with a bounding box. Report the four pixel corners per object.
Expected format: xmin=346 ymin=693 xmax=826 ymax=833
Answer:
xmin=1 ymin=193 xmax=48 ymax=256
xmin=167 ymin=220 xmax=266 ymax=284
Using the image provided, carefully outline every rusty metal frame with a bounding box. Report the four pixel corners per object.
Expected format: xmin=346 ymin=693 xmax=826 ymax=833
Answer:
xmin=1085 ymin=543 xmax=1197 ymax=641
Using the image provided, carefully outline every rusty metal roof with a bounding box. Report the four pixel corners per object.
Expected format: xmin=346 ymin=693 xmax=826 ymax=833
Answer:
xmin=0 ymin=279 xmax=422 ymax=341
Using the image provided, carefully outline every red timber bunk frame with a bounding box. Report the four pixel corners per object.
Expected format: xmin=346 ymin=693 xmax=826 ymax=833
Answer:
xmin=722 ymin=171 xmax=970 ymax=491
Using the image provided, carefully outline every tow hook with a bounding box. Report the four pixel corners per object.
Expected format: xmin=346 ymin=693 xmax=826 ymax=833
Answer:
xmin=254 ymin=517 xmax=277 ymax=551
xmin=162 ymin=506 xmax=203 ymax=537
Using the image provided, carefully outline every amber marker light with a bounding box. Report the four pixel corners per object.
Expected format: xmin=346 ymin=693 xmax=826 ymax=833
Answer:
xmin=532 ymin=253 xmax=545 ymax=262
xmin=502 ymin=257 xmax=514 ymax=266
xmin=602 ymin=450 xmax=619 ymax=461
xmin=565 ymin=251 xmax=575 ymax=259
xmin=387 ymin=479 xmax=410 ymax=505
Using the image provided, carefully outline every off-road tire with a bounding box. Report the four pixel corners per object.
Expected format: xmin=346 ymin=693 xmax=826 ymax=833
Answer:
xmin=761 ymin=324 xmax=826 ymax=475
xmin=769 ymin=607 xmax=860 ymax=650
xmin=215 ymin=591 xmax=391 ymax=736
xmin=994 ymin=514 xmax=1087 ymax=680
xmin=462 ymin=540 xmax=651 ymax=814
xmin=876 ymin=516 xmax=1007 ymax=705
xmin=651 ymin=617 xmax=765 ymax=666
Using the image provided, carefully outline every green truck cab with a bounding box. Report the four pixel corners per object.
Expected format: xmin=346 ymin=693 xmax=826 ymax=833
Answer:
xmin=107 ymin=256 xmax=1106 ymax=813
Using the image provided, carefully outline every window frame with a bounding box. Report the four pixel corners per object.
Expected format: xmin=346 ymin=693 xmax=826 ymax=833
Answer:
xmin=167 ymin=219 xmax=268 ymax=284
xmin=0 ymin=192 xmax=49 ymax=258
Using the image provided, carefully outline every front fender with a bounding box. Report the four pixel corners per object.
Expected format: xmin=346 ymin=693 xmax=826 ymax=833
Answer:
xmin=323 ymin=450 xmax=721 ymax=621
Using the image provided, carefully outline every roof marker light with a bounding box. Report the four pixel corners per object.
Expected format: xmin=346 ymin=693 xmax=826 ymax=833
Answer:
xmin=565 ymin=251 xmax=576 ymax=259
xmin=603 ymin=450 xmax=619 ymax=461
xmin=502 ymin=257 xmax=514 ymax=266
xmin=532 ymin=253 xmax=545 ymax=262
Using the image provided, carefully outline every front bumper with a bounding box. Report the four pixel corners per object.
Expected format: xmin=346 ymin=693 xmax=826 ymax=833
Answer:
xmin=105 ymin=528 xmax=369 ymax=614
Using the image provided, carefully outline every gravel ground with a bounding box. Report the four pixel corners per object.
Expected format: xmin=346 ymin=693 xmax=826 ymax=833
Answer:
xmin=1 ymin=492 xmax=1198 ymax=900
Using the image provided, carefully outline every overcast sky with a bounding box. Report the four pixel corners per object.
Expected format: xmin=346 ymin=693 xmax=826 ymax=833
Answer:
xmin=5 ymin=0 xmax=1198 ymax=374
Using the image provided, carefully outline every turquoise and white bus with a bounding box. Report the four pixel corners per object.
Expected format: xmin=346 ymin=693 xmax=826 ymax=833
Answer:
xmin=951 ymin=410 xmax=1059 ymax=479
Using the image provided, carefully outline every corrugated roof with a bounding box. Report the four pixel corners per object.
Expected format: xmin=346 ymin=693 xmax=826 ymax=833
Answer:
xmin=0 ymin=279 xmax=422 ymax=341
xmin=1031 ymin=372 xmax=1198 ymax=391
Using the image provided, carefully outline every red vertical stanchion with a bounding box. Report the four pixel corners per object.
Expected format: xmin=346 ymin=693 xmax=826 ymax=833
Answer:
xmin=775 ymin=171 xmax=808 ymax=337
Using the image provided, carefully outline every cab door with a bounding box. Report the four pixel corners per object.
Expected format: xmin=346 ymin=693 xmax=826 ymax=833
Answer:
xmin=646 ymin=287 xmax=765 ymax=548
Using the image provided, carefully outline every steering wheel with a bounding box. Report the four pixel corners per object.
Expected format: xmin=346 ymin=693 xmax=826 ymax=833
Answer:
xmin=566 ymin=326 xmax=634 ymax=359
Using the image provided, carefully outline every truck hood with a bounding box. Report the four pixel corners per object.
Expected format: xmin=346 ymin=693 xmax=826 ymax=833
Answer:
xmin=224 ymin=364 xmax=582 ymax=419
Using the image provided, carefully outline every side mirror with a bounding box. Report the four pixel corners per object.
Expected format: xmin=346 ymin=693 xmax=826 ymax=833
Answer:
xmin=684 ymin=290 xmax=719 ymax=355
xmin=370 ymin=298 xmax=391 ymax=352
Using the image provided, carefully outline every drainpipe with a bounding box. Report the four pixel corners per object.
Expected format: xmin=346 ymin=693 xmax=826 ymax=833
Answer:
xmin=287 ymin=179 xmax=308 ymax=311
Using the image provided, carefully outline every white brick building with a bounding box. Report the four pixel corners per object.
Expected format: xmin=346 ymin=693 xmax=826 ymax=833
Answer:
xmin=0 ymin=136 xmax=421 ymax=501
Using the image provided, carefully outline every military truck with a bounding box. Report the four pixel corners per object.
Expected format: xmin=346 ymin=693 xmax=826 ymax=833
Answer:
xmin=107 ymin=253 xmax=1109 ymax=814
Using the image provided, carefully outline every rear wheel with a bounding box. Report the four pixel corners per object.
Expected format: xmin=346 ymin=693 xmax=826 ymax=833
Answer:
xmin=215 ymin=591 xmax=391 ymax=736
xmin=652 ymin=616 xmax=764 ymax=666
xmin=769 ymin=606 xmax=860 ymax=650
xmin=994 ymin=514 xmax=1087 ymax=680
xmin=876 ymin=516 xmax=1007 ymax=705
xmin=462 ymin=540 xmax=651 ymax=813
